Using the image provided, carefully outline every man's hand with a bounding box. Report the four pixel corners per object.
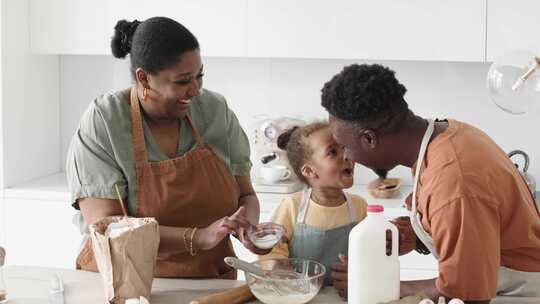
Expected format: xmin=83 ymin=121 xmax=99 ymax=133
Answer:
xmin=331 ymin=255 xmax=348 ymax=299
xmin=389 ymin=216 xmax=418 ymax=256
xmin=404 ymin=192 xmax=412 ymax=210
xmin=384 ymin=193 xmax=417 ymax=256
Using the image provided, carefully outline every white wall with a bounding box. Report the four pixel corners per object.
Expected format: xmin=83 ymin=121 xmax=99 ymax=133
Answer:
xmin=0 ymin=0 xmax=4 ymax=246
xmin=2 ymin=0 xmax=60 ymax=187
xmin=60 ymin=55 xmax=129 ymax=163
xmin=60 ymin=56 xmax=540 ymax=188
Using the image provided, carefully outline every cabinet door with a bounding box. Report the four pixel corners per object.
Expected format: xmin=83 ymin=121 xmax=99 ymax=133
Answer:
xmin=4 ymin=198 xmax=81 ymax=268
xmin=30 ymin=0 xmax=247 ymax=56
xmin=105 ymin=0 xmax=248 ymax=57
xmin=247 ymin=0 xmax=486 ymax=61
xmin=487 ymin=0 xmax=540 ymax=61
xmin=30 ymin=0 xmax=109 ymax=54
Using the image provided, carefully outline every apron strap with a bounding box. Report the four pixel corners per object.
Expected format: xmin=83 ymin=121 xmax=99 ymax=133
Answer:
xmin=345 ymin=193 xmax=358 ymax=222
xmin=410 ymin=119 xmax=439 ymax=258
xmin=130 ymin=87 xmax=205 ymax=170
xmin=411 ymin=119 xmax=434 ymax=213
xmin=184 ymin=115 xmax=204 ymax=147
xmin=130 ymin=86 xmax=148 ymax=169
xmin=297 ymin=189 xmax=357 ymax=224
xmin=297 ymin=188 xmax=312 ymax=224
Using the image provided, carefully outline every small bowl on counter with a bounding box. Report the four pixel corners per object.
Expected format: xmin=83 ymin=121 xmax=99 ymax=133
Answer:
xmin=367 ymin=177 xmax=401 ymax=199
xmin=244 ymin=258 xmax=325 ymax=304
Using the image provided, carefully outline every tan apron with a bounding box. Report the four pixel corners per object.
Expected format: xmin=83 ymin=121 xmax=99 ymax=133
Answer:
xmin=411 ymin=119 xmax=540 ymax=297
xmin=76 ymin=87 xmax=240 ymax=279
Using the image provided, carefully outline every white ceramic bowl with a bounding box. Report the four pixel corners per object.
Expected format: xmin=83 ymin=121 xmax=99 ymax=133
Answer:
xmin=248 ymin=225 xmax=284 ymax=249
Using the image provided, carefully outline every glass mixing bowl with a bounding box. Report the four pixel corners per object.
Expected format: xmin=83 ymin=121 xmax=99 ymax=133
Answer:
xmin=245 ymin=258 xmax=325 ymax=304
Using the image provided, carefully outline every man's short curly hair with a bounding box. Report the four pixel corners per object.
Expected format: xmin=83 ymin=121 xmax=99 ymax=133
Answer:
xmin=321 ymin=64 xmax=410 ymax=133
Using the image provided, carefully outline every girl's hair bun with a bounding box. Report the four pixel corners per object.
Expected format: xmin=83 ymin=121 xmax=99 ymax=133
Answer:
xmin=277 ymin=126 xmax=299 ymax=150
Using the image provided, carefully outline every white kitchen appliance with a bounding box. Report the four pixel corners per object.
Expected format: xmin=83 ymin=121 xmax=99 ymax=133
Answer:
xmin=251 ymin=116 xmax=305 ymax=193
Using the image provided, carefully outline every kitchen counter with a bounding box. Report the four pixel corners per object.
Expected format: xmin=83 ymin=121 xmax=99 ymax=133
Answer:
xmin=3 ymin=265 xmax=346 ymax=304
xmin=3 ymin=266 xmax=539 ymax=304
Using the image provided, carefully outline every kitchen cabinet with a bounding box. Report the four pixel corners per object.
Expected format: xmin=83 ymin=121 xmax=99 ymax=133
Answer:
xmin=486 ymin=0 xmax=540 ymax=61
xmin=4 ymin=197 xmax=80 ymax=268
xmin=30 ymin=0 xmax=248 ymax=56
xmin=105 ymin=0 xmax=248 ymax=57
xmin=30 ymin=0 xmax=487 ymax=62
xmin=28 ymin=0 xmax=540 ymax=61
xmin=246 ymin=0 xmax=487 ymax=61
xmin=29 ymin=0 xmax=109 ymax=54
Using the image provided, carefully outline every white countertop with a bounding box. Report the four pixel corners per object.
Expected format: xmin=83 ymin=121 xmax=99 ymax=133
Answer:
xmin=3 ymin=172 xmax=71 ymax=201
xmin=3 ymin=266 xmax=538 ymax=304
xmin=3 ymin=265 xmax=345 ymax=304
xmin=2 ymin=172 xmax=414 ymax=212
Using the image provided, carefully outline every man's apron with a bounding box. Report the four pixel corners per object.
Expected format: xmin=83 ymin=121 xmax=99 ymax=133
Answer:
xmin=410 ymin=119 xmax=540 ymax=297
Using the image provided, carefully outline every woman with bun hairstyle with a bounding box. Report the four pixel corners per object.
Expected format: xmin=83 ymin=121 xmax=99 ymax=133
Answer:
xmin=259 ymin=122 xmax=367 ymax=286
xmin=66 ymin=17 xmax=276 ymax=278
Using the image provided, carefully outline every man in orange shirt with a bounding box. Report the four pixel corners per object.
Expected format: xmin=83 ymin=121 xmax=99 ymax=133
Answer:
xmin=322 ymin=64 xmax=540 ymax=303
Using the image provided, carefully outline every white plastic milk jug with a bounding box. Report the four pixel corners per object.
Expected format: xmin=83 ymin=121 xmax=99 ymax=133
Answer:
xmin=348 ymin=205 xmax=400 ymax=303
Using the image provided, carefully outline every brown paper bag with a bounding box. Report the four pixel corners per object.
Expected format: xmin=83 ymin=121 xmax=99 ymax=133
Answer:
xmin=90 ymin=216 xmax=160 ymax=304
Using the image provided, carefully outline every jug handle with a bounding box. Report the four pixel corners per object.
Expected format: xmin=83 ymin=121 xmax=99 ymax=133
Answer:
xmin=385 ymin=222 xmax=399 ymax=258
xmin=508 ymin=150 xmax=530 ymax=172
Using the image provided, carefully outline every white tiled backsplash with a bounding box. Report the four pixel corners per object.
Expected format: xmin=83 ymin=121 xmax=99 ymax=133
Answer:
xmin=61 ymin=56 xmax=540 ymax=188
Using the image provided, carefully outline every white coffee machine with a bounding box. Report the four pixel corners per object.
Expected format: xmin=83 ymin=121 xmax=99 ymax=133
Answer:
xmin=251 ymin=116 xmax=305 ymax=193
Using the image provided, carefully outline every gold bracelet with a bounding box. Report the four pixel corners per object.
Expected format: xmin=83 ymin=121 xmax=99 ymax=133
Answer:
xmin=189 ymin=227 xmax=198 ymax=256
xmin=183 ymin=228 xmax=192 ymax=253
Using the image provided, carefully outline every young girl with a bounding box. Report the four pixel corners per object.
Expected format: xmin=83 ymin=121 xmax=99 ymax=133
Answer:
xmin=261 ymin=122 xmax=367 ymax=285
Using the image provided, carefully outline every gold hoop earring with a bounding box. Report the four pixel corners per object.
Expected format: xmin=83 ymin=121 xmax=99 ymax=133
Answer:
xmin=143 ymin=87 xmax=148 ymax=101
